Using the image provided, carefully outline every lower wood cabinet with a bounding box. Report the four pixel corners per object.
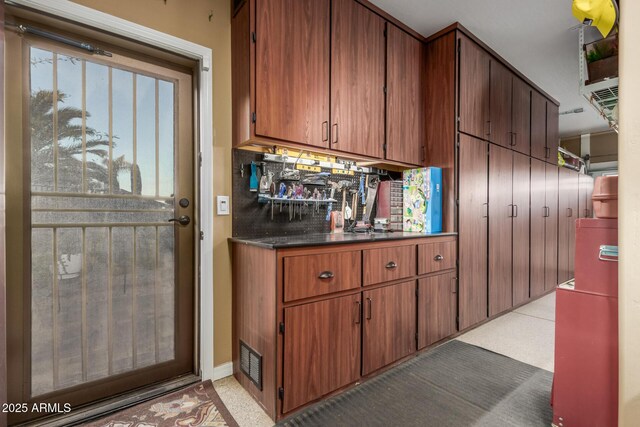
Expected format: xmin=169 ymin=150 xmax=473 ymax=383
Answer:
xmin=362 ymin=281 xmax=416 ymax=375
xmin=417 ymin=272 xmax=457 ymax=349
xmin=282 ymin=293 xmax=361 ymax=413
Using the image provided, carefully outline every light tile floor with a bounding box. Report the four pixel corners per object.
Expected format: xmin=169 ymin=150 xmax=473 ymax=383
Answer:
xmin=456 ymin=292 xmax=556 ymax=372
xmin=214 ymin=291 xmax=557 ymax=426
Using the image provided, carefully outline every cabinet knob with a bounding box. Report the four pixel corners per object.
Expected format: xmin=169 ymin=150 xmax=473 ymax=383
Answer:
xmin=434 ymin=255 xmax=444 ymax=261
xmin=318 ymin=271 xmax=334 ymax=279
xmin=385 ymin=261 xmax=397 ymax=269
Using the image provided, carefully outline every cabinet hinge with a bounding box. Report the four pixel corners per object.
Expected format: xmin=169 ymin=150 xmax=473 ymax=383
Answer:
xmin=415 ymin=287 xmax=419 ymax=297
xmin=278 ymin=387 xmax=284 ymax=400
xmin=457 ymin=38 xmax=461 ymax=53
xmin=383 ymin=28 xmax=387 ymax=38
xmin=251 ymin=112 xmax=256 ymax=124
xmin=198 ymin=151 xmax=203 ymax=167
xmin=200 ymin=231 xmax=204 ymax=241
xmin=251 ymin=32 xmax=256 ymax=43
xmin=456 ymin=199 xmax=459 ymax=206
xmin=383 ymin=143 xmax=387 ymax=153
xmin=383 ymin=86 xmax=387 ymax=94
xmin=279 ymin=322 xmax=284 ymax=334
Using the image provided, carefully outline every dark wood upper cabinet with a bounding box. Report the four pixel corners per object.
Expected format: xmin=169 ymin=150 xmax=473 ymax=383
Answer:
xmin=531 ymin=91 xmax=547 ymax=161
xmin=255 ymin=0 xmax=330 ymax=147
xmin=512 ymin=152 xmax=530 ymax=306
xmin=458 ymin=134 xmax=488 ymax=330
xmin=530 ymin=159 xmax=547 ymax=298
xmin=546 ymin=102 xmax=560 ymax=163
xmin=578 ymin=173 xmax=594 ymax=218
xmin=545 ymin=164 xmax=559 ymax=291
xmin=488 ymin=144 xmax=513 ymax=316
xmin=511 ymin=78 xmax=531 ymax=156
xmin=283 ymin=293 xmax=361 ymax=413
xmin=458 ymin=35 xmax=490 ymax=140
xmin=331 ymin=0 xmax=385 ymax=158
xmin=418 ymin=272 xmax=457 ymax=349
xmin=489 ymin=60 xmax=513 ymax=148
xmin=386 ymin=24 xmax=425 ymax=165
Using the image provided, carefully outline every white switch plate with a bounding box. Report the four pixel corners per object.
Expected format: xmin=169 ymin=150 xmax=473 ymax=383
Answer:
xmin=217 ymin=195 xmax=230 ymax=215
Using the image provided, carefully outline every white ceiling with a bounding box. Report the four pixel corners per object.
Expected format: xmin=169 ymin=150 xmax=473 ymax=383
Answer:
xmin=370 ymin=0 xmax=612 ymax=137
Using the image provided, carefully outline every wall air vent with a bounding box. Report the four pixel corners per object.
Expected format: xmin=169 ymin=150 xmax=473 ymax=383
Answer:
xmin=240 ymin=340 xmax=262 ymax=390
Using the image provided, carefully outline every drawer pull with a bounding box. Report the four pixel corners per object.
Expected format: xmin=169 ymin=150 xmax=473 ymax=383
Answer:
xmin=385 ymin=261 xmax=397 ymax=269
xmin=434 ymin=255 xmax=444 ymax=261
xmin=318 ymin=271 xmax=334 ymax=279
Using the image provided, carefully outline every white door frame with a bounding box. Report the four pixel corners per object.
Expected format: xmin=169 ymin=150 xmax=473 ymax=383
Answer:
xmin=5 ymin=0 xmax=215 ymax=381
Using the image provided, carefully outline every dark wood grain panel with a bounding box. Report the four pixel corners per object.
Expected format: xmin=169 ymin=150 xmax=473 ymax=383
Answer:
xmin=283 ymin=293 xmax=361 ymax=413
xmin=386 ymin=24 xmax=424 ymax=165
xmin=425 ymin=32 xmax=456 ymax=232
xmin=362 ymin=281 xmax=416 ymax=375
xmin=232 ymin=3 xmax=251 ymax=147
xmin=557 ymin=167 xmax=572 ymax=284
xmin=578 ymin=173 xmax=594 ymax=218
xmin=488 ymin=144 xmax=513 ymax=316
xmin=417 ymin=272 xmax=457 ymax=349
xmin=530 ymin=159 xmax=547 ymax=298
xmin=512 ymin=152 xmax=530 ymax=306
xmin=418 ymin=241 xmax=456 ymax=275
xmin=363 ymin=244 xmax=416 ymax=286
xmin=232 ymin=243 xmax=278 ymax=419
xmin=511 ymin=78 xmax=531 ymax=156
xmin=458 ymin=134 xmax=488 ymax=330
xmin=545 ymin=164 xmax=559 ymax=290
xmin=331 ymin=0 xmax=385 ymax=158
xmin=458 ymin=34 xmax=490 ymax=140
xmin=489 ymin=60 xmax=512 ymax=148
xmin=567 ymin=170 xmax=579 ymax=278
xmin=283 ymin=250 xmax=361 ymax=302
xmin=530 ymin=90 xmax=547 ymax=161
xmin=546 ymin=102 xmax=560 ymax=164
xmin=255 ymin=0 xmax=329 ymax=147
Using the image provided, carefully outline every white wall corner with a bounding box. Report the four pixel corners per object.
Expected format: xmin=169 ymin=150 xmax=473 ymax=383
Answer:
xmin=213 ymin=362 xmax=233 ymax=381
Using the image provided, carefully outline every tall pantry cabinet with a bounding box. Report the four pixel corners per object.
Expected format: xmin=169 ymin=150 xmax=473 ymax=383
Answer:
xmin=425 ymin=23 xmax=561 ymax=332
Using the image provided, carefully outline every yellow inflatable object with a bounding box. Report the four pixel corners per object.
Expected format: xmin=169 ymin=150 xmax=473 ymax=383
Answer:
xmin=572 ymin=0 xmax=618 ymax=38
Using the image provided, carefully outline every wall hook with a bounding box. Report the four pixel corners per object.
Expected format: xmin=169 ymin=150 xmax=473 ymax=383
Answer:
xmin=209 ymin=10 xmax=214 ymax=22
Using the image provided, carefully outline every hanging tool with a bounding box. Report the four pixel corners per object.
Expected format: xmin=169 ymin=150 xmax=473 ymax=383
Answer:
xmin=249 ymin=161 xmax=258 ymax=192
xmin=359 ymin=175 xmax=366 ymax=204
xmin=362 ymin=176 xmax=380 ymax=225
xmin=351 ymin=190 xmax=358 ymax=221
xmin=260 ymin=170 xmax=273 ymax=194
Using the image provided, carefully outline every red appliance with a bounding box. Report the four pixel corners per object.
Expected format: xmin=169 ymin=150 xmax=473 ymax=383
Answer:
xmin=552 ymin=218 xmax=618 ymax=427
xmin=592 ymin=175 xmax=618 ymax=218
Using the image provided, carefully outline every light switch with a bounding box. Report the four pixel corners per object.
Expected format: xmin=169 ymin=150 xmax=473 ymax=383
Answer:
xmin=217 ymin=195 xmax=230 ymax=215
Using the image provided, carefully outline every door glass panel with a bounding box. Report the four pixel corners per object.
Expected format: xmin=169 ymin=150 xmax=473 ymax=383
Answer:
xmin=29 ymin=46 xmax=177 ymax=396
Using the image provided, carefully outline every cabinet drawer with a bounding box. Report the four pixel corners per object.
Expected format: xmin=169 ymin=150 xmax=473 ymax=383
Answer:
xmin=363 ymin=245 xmax=416 ymax=286
xmin=418 ymin=240 xmax=456 ymax=275
xmin=284 ymin=251 xmax=361 ymax=302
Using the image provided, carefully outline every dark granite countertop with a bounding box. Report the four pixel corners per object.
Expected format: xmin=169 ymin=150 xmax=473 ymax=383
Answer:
xmin=229 ymin=231 xmax=457 ymax=249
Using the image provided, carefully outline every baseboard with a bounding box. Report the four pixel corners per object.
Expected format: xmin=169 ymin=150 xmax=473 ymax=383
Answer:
xmin=213 ymin=362 xmax=233 ymax=380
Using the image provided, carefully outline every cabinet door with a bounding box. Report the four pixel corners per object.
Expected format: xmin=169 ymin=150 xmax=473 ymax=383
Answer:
xmin=586 ymin=175 xmax=594 ymax=217
xmin=530 ymin=91 xmax=547 ymax=161
xmin=578 ymin=174 xmax=594 ymax=218
xmin=362 ymin=281 xmax=416 ymax=375
xmin=544 ymin=164 xmax=559 ymax=291
xmin=458 ymin=35 xmax=490 ymax=140
xmin=458 ymin=134 xmax=488 ymax=330
xmin=256 ymin=0 xmax=330 ymax=147
xmin=489 ymin=61 xmax=512 ymax=148
xmin=530 ymin=159 xmax=547 ymax=298
xmin=512 ymin=78 xmax=531 ymax=156
xmin=489 ymin=144 xmax=513 ymax=316
xmin=512 ymin=152 xmax=530 ymax=306
xmin=417 ymin=272 xmax=457 ymax=349
xmin=283 ymin=294 xmax=360 ymax=413
xmin=331 ymin=0 xmax=385 ymax=158
xmin=386 ymin=25 xmax=424 ymax=165
xmin=557 ymin=167 xmax=573 ymax=283
xmin=568 ymin=170 xmax=579 ymax=278
xmin=546 ymin=102 xmax=560 ymax=164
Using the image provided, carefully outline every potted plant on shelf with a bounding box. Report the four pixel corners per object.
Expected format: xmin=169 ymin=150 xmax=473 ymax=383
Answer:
xmin=585 ymin=33 xmax=618 ymax=84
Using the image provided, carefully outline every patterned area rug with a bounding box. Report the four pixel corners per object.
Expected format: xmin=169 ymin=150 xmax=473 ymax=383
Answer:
xmin=86 ymin=380 xmax=239 ymax=427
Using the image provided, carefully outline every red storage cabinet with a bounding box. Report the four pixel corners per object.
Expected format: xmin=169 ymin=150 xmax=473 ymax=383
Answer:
xmin=552 ymin=218 xmax=618 ymax=427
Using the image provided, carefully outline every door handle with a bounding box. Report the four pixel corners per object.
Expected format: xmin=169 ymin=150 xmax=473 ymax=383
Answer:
xmin=385 ymin=261 xmax=397 ymax=269
xmin=543 ymin=206 xmax=549 ymax=218
xmin=513 ymin=204 xmax=518 ymax=218
xmin=545 ymin=147 xmax=550 ymax=159
xmin=512 ymin=132 xmax=517 ymax=146
xmin=434 ymin=255 xmax=444 ymax=261
xmin=354 ymin=301 xmax=361 ymax=324
xmin=322 ymin=121 xmax=329 ymax=142
xmin=451 ymin=277 xmax=457 ymax=294
xmin=168 ymin=215 xmax=190 ymax=226
xmin=318 ymin=271 xmax=334 ymax=279
xmin=486 ymin=120 xmax=492 ymax=136
xmin=482 ymin=203 xmax=488 ymax=218
xmin=567 ymin=208 xmax=573 ymax=218
xmin=331 ymin=123 xmax=338 ymax=144
xmin=508 ymin=204 xmax=513 ymax=218
xmin=366 ymin=297 xmax=372 ymax=320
